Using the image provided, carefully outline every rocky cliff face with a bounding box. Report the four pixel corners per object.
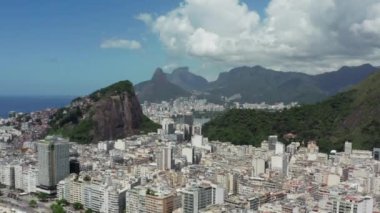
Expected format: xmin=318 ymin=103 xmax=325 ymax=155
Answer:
xmin=91 ymin=92 xmax=144 ymax=141
xmin=49 ymin=81 xmax=159 ymax=143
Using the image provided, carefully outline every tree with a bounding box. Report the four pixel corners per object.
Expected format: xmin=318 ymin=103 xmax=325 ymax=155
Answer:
xmin=85 ymin=209 xmax=93 ymax=213
xmin=29 ymin=199 xmax=37 ymax=208
xmin=57 ymin=199 xmax=68 ymax=206
xmin=83 ymin=175 xmax=91 ymax=182
xmin=37 ymin=192 xmax=48 ymax=202
xmin=50 ymin=203 xmax=65 ymax=213
xmin=73 ymin=202 xmax=83 ymax=210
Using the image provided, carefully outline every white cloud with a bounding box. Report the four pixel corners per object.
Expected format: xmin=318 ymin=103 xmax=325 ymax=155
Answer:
xmin=140 ymin=0 xmax=380 ymax=75
xmin=162 ymin=63 xmax=179 ymax=72
xmin=100 ymin=39 xmax=141 ymax=50
xmin=135 ymin=13 xmax=153 ymax=25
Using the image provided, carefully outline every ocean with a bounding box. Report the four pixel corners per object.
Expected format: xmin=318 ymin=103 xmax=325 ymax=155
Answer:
xmin=0 ymin=96 xmax=75 ymax=118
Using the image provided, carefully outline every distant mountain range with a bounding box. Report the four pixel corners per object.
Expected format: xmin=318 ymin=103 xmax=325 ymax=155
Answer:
xmin=135 ymin=64 xmax=378 ymax=104
xmin=135 ymin=68 xmax=191 ymax=103
xmin=203 ymin=71 xmax=380 ymax=152
xmin=166 ymin=67 xmax=209 ymax=91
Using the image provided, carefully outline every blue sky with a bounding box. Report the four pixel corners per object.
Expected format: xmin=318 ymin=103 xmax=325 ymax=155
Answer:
xmin=1 ymin=0 xmax=379 ymax=96
xmin=0 ymin=1 xmax=177 ymax=95
xmin=0 ymin=0 xmax=268 ymax=96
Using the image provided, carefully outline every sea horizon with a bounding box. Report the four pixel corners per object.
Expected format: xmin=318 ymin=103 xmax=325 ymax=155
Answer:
xmin=0 ymin=95 xmax=76 ymax=118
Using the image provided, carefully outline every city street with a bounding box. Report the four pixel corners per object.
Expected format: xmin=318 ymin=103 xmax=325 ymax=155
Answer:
xmin=0 ymin=188 xmax=52 ymax=213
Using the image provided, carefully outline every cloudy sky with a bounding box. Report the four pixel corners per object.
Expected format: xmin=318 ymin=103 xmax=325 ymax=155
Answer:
xmin=1 ymin=0 xmax=379 ymax=95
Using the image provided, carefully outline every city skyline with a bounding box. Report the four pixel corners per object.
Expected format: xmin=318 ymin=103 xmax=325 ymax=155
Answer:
xmin=1 ymin=1 xmax=380 ymax=212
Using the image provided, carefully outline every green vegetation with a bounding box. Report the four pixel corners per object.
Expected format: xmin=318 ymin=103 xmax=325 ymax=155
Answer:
xmin=56 ymin=199 xmax=69 ymax=206
xmin=85 ymin=209 xmax=93 ymax=213
xmin=51 ymin=202 xmax=65 ymax=213
xmin=37 ymin=192 xmax=49 ymax=202
xmin=50 ymin=118 xmax=94 ymax=144
xmin=83 ymin=175 xmax=91 ymax=182
xmin=49 ymin=106 xmax=93 ymax=143
xmin=66 ymin=119 xmax=94 ymax=143
xmin=73 ymin=202 xmax=83 ymax=210
xmin=29 ymin=199 xmax=37 ymax=208
xmin=139 ymin=115 xmax=161 ymax=134
xmin=146 ymin=188 xmax=156 ymax=196
xmin=89 ymin=80 xmax=134 ymax=101
xmin=49 ymin=107 xmax=82 ymax=128
xmin=203 ymin=72 xmax=380 ymax=153
xmin=71 ymin=96 xmax=83 ymax=103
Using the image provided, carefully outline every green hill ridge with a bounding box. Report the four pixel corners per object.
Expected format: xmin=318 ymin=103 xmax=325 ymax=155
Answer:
xmin=49 ymin=80 xmax=160 ymax=143
xmin=203 ymin=71 xmax=380 ymax=152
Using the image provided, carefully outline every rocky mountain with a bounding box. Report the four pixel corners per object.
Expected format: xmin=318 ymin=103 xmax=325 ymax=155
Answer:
xmin=135 ymin=68 xmax=191 ymax=102
xmin=203 ymin=71 xmax=380 ymax=152
xmin=205 ymin=66 xmax=327 ymax=103
xmin=135 ymin=64 xmax=378 ymax=104
xmin=315 ymin=63 xmax=377 ymax=95
xmin=203 ymin=64 xmax=378 ymax=104
xmin=49 ymin=81 xmax=160 ymax=143
xmin=166 ymin=67 xmax=209 ymax=91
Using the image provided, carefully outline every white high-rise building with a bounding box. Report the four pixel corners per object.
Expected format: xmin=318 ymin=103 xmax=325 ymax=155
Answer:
xmin=271 ymin=154 xmax=288 ymax=176
xmin=182 ymin=147 xmax=195 ymax=164
xmin=228 ymin=173 xmax=238 ymax=195
xmin=191 ymin=135 xmax=203 ymax=148
xmin=3 ymin=164 xmax=15 ymax=188
xmin=181 ymin=184 xmax=212 ymax=213
xmin=157 ymin=146 xmax=174 ymax=170
xmin=83 ymin=181 xmax=104 ymax=211
xmin=192 ymin=124 xmax=202 ymax=136
xmin=37 ymin=136 xmax=70 ymax=194
xmin=332 ymin=195 xmax=373 ymax=213
xmin=24 ymin=166 xmax=38 ymax=193
xmin=252 ymin=158 xmax=265 ymax=177
xmin=275 ymin=142 xmax=285 ymax=155
xmin=14 ymin=165 xmax=39 ymax=193
xmin=345 ymin=141 xmax=353 ymax=155
xmin=59 ymin=174 xmax=126 ymax=213
xmin=161 ymin=118 xmax=175 ymax=135
xmin=211 ymin=184 xmax=224 ymax=205
xmin=268 ymin=135 xmax=278 ymax=150
xmin=14 ymin=165 xmax=23 ymax=190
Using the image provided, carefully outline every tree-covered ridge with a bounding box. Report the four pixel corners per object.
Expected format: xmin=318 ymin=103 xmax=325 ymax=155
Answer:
xmin=203 ymin=72 xmax=380 ymax=153
xmin=49 ymin=80 xmax=160 ymax=144
xmin=89 ymin=80 xmax=134 ymax=101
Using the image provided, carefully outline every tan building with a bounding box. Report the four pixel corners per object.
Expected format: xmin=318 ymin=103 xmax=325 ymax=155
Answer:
xmin=126 ymin=186 xmax=179 ymax=213
xmin=146 ymin=193 xmax=176 ymax=213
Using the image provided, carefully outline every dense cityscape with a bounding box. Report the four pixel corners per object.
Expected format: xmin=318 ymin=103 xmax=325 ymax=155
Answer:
xmin=2 ymin=0 xmax=380 ymax=212
xmin=0 ymin=97 xmax=378 ymax=213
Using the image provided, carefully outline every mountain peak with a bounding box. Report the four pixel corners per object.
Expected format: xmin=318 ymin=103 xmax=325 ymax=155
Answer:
xmin=166 ymin=67 xmax=209 ymax=91
xmin=152 ymin=68 xmax=167 ymax=81
xmin=337 ymin=63 xmax=374 ymax=72
xmin=135 ymin=68 xmax=191 ymax=102
xmin=172 ymin=67 xmax=190 ymax=74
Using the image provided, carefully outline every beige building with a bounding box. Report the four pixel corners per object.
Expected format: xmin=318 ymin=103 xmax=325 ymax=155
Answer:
xmin=145 ymin=193 xmax=176 ymax=213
